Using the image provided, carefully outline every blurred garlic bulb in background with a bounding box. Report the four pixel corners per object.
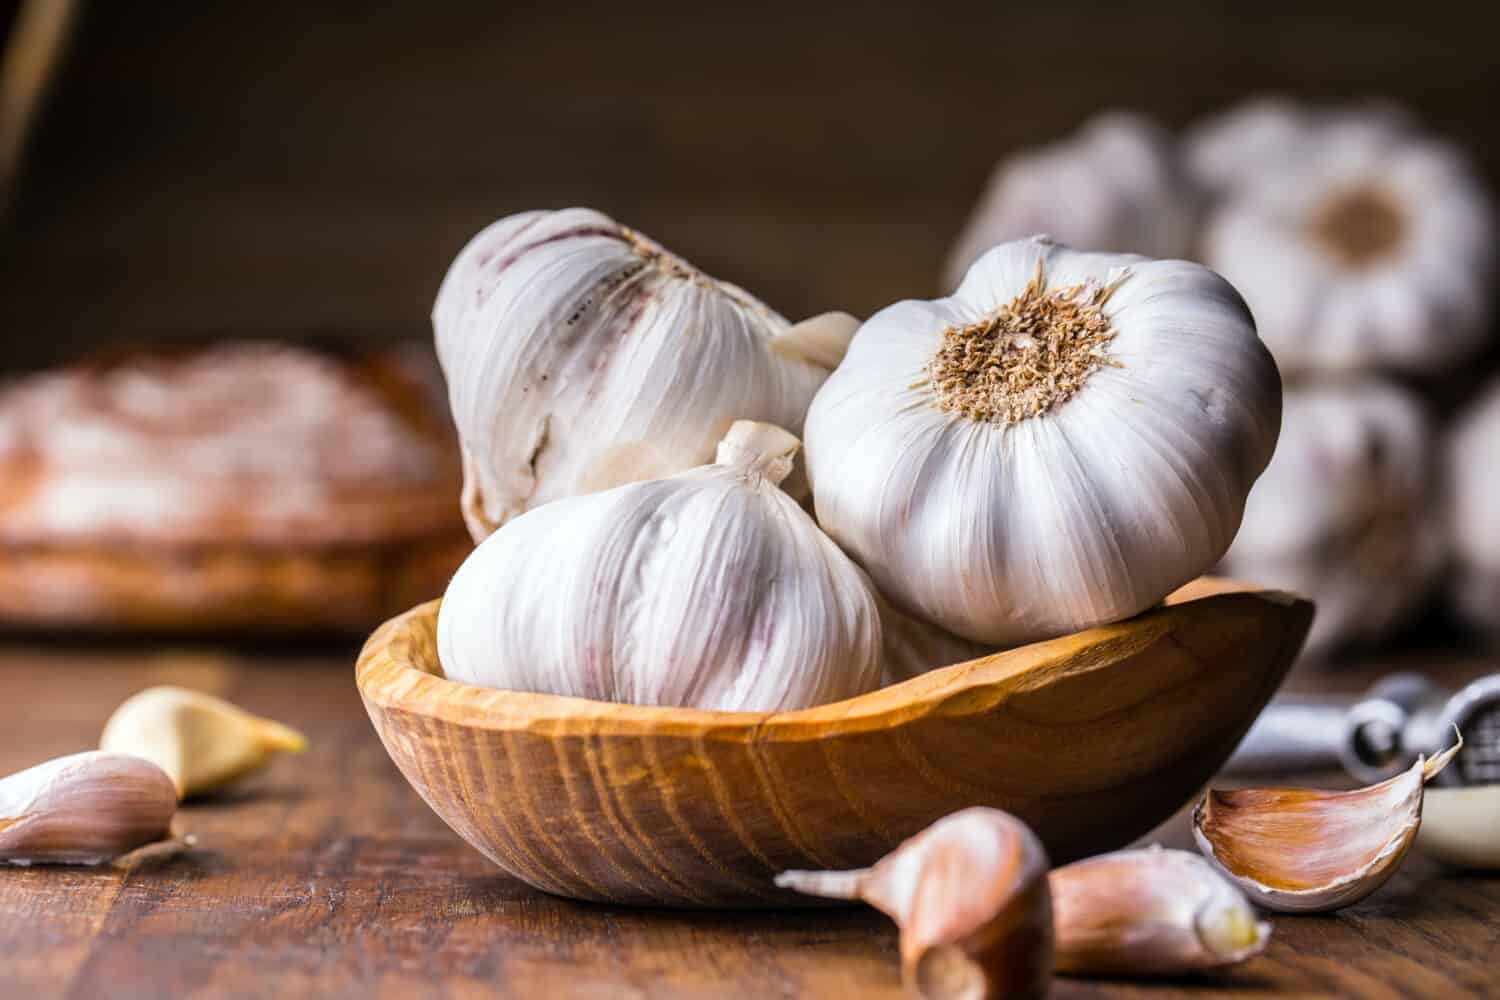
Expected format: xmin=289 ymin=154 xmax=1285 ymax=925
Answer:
xmin=1222 ymin=380 xmax=1442 ymax=657
xmin=1202 ymin=108 xmax=1495 ymax=374
xmin=434 ymin=207 xmax=855 ymax=540
xmin=1183 ymin=96 xmax=1318 ymax=196
xmin=439 ymin=421 xmax=882 ymax=712
xmin=943 ymin=112 xmax=1195 ymax=291
xmin=1447 ymin=380 xmax=1500 ymax=633
xmin=805 ymin=236 xmax=1281 ymax=647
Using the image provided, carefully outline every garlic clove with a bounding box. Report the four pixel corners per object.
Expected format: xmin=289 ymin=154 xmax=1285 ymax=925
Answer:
xmin=100 ymin=686 xmax=307 ymax=799
xmin=777 ymin=807 xmax=1053 ymax=1000
xmin=1193 ymin=740 xmax=1459 ymax=913
xmin=1050 ymin=846 xmax=1269 ymax=977
xmin=1415 ymin=785 xmax=1500 ymax=870
xmin=770 ymin=311 xmax=862 ymax=371
xmin=0 ymin=751 xmax=178 ymax=865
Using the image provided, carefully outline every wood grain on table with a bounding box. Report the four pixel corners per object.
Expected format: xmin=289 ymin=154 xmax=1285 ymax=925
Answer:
xmin=1 ymin=642 xmax=1497 ymax=998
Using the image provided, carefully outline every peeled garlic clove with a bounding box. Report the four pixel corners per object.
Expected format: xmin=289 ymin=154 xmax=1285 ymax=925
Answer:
xmin=1051 ymin=846 xmax=1269 ymax=977
xmin=1415 ymin=786 xmax=1500 ymax=870
xmin=777 ymin=807 xmax=1053 ymax=1000
xmin=1193 ymin=741 xmax=1459 ymax=913
xmin=0 ymin=751 xmax=178 ymax=865
xmin=433 ymin=207 xmax=847 ymax=540
xmin=101 ymin=686 xmax=307 ymax=799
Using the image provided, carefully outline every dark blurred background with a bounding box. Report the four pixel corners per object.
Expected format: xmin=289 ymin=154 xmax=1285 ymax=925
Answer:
xmin=3 ymin=1 xmax=1499 ymax=371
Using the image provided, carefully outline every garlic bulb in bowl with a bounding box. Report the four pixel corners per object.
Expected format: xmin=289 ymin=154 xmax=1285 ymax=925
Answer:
xmin=438 ymin=421 xmax=882 ymax=712
xmin=1446 ymin=380 xmax=1500 ymax=634
xmin=1202 ymin=109 xmax=1494 ymax=375
xmin=434 ymin=207 xmax=855 ymax=540
xmin=1222 ymin=379 xmax=1441 ymax=657
xmin=943 ymin=112 xmax=1194 ymax=291
xmin=805 ymin=236 xmax=1281 ymax=647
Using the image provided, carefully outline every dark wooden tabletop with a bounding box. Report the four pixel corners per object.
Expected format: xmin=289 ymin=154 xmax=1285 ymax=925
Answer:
xmin=1 ymin=638 xmax=1497 ymax=999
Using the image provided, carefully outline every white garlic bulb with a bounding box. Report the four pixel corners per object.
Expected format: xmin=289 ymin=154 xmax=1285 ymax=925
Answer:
xmin=433 ymin=207 xmax=855 ymax=540
xmin=805 ymin=236 xmax=1281 ymax=647
xmin=1222 ymin=379 xmax=1441 ymax=656
xmin=1446 ymin=380 xmax=1500 ymax=633
xmin=1202 ymin=106 xmax=1494 ymax=374
xmin=943 ymin=112 xmax=1194 ymax=291
xmin=438 ymin=421 xmax=882 ymax=712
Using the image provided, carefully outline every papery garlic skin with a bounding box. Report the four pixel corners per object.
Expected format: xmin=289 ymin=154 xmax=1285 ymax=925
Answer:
xmin=1222 ymin=379 xmax=1440 ymax=657
xmin=0 ymin=752 xmax=177 ymax=865
xmin=1446 ymin=381 xmax=1500 ymax=633
xmin=434 ymin=207 xmax=850 ymax=539
xmin=944 ymin=112 xmax=1194 ymax=291
xmin=1050 ymin=846 xmax=1269 ymax=976
xmin=805 ymin=236 xmax=1281 ymax=647
xmin=1201 ymin=107 xmax=1494 ymax=374
xmin=438 ymin=421 xmax=882 ymax=712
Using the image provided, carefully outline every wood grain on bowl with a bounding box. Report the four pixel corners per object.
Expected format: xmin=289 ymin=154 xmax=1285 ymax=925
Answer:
xmin=355 ymin=581 xmax=1313 ymax=907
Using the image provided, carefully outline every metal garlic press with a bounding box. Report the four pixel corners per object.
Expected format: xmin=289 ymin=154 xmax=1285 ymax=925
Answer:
xmin=1225 ymin=672 xmax=1500 ymax=786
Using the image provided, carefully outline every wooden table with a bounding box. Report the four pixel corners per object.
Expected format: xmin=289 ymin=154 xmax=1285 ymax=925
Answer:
xmin=1 ymin=639 xmax=1496 ymax=999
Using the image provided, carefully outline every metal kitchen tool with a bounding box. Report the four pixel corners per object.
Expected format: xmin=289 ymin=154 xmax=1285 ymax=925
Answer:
xmin=1226 ymin=672 xmax=1500 ymax=786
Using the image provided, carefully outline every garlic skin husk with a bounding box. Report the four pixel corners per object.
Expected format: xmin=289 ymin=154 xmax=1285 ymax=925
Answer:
xmin=944 ymin=111 xmax=1195 ymax=291
xmin=1050 ymin=846 xmax=1269 ymax=977
xmin=100 ymin=686 xmax=307 ymax=799
xmin=777 ymin=807 xmax=1053 ymax=1000
xmin=0 ymin=751 xmax=178 ymax=865
xmin=438 ymin=421 xmax=882 ymax=712
xmin=433 ymin=207 xmax=854 ymax=540
xmin=1446 ymin=380 xmax=1500 ymax=633
xmin=1415 ymin=786 xmax=1500 ymax=870
xmin=1193 ymin=742 xmax=1458 ymax=914
xmin=1201 ymin=106 xmax=1494 ymax=375
xmin=1221 ymin=379 xmax=1441 ymax=657
xmin=804 ymin=236 xmax=1281 ymax=647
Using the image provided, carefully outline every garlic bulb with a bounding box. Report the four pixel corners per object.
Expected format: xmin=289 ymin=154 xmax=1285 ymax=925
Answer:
xmin=1222 ymin=379 xmax=1441 ymax=657
xmin=944 ymin=112 xmax=1194 ymax=291
xmin=433 ymin=207 xmax=854 ymax=539
xmin=1446 ymin=380 xmax=1500 ymax=633
xmin=438 ymin=421 xmax=882 ymax=712
xmin=1201 ymin=106 xmax=1494 ymax=374
xmin=805 ymin=236 xmax=1281 ymax=647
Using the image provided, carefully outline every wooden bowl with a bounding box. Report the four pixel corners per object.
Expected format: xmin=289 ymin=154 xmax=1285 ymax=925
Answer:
xmin=356 ymin=579 xmax=1311 ymax=907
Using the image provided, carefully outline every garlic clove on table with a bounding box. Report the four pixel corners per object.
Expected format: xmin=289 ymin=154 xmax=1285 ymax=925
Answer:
xmin=433 ymin=207 xmax=852 ymax=540
xmin=0 ymin=751 xmax=178 ymax=865
xmin=438 ymin=420 xmax=883 ymax=713
xmin=1415 ymin=785 xmax=1500 ymax=870
xmin=944 ymin=111 xmax=1195 ymax=292
xmin=1192 ymin=740 xmax=1459 ymax=913
xmin=1049 ymin=846 xmax=1269 ymax=977
xmin=804 ymin=235 xmax=1281 ymax=648
xmin=1220 ymin=378 xmax=1441 ymax=658
xmin=100 ymin=686 xmax=307 ymax=799
xmin=777 ymin=807 xmax=1053 ymax=1000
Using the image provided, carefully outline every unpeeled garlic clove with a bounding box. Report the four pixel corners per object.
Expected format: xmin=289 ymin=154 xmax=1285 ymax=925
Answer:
xmin=0 ymin=751 xmax=178 ymax=865
xmin=1193 ymin=740 xmax=1460 ymax=913
xmin=776 ymin=807 xmax=1053 ymax=1000
xmin=1050 ymin=846 xmax=1270 ymax=977
xmin=1415 ymin=785 xmax=1500 ymax=870
xmin=100 ymin=686 xmax=307 ymax=799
